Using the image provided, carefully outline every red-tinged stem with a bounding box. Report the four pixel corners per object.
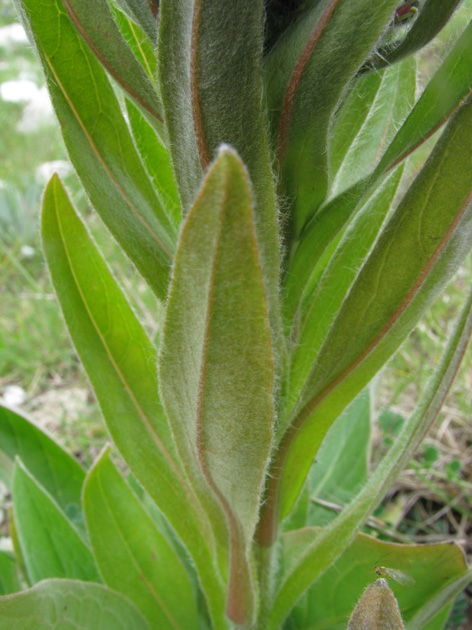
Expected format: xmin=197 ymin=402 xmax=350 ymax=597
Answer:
xmin=146 ymin=0 xmax=159 ymax=19
xmin=191 ymin=0 xmax=210 ymax=170
xmin=257 ymin=187 xmax=472 ymax=545
xmin=276 ymin=0 xmax=342 ymax=164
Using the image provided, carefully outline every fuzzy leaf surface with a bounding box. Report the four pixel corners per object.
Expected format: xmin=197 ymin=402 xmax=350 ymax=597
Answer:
xmin=159 ymin=147 xmax=274 ymax=623
xmin=263 ymin=0 xmax=400 ymax=232
xmin=84 ymin=449 xmax=198 ymax=630
xmin=62 ymin=0 xmax=163 ymax=125
xmin=41 ymin=176 xmax=228 ymax=629
xmin=15 ymin=0 xmax=175 ymax=299
xmin=0 ymin=405 xmax=85 ymax=527
xmin=0 ymin=579 xmax=149 ymax=630
xmin=276 ymin=95 xmax=472 ymax=523
xmin=12 ymin=460 xmax=99 ymax=584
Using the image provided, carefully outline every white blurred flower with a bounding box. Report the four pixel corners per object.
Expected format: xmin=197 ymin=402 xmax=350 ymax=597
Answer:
xmin=36 ymin=160 xmax=72 ymax=184
xmin=0 ymin=23 xmax=28 ymax=48
xmin=2 ymin=385 xmax=27 ymax=407
xmin=17 ymin=86 xmax=54 ymax=132
xmin=20 ymin=245 xmax=35 ymax=259
xmin=0 ymin=78 xmax=38 ymax=102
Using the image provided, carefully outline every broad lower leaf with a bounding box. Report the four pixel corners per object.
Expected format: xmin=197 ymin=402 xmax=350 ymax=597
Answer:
xmin=12 ymin=459 xmax=99 ymax=583
xmin=159 ymin=147 xmax=274 ymax=624
xmin=283 ymin=531 xmax=467 ymax=630
xmin=84 ymin=448 xmax=198 ymax=630
xmin=15 ymin=0 xmax=176 ymax=300
xmin=267 ymin=282 xmax=472 ymax=627
xmin=364 ymin=0 xmax=462 ymax=72
xmin=308 ymin=388 xmax=371 ymax=526
xmin=0 ymin=579 xmax=149 ymax=630
xmin=263 ymin=0 xmax=400 ymax=233
xmin=0 ymin=404 xmax=85 ymax=528
xmin=41 ymin=176 xmax=228 ymax=629
xmin=62 ymin=0 xmax=163 ymax=125
xmin=270 ymin=94 xmax=472 ymax=530
xmin=0 ymin=551 xmax=21 ymax=596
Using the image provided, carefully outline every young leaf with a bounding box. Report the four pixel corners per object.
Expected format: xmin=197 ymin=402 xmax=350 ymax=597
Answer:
xmin=118 ymin=0 xmax=158 ymax=43
xmin=263 ymin=0 xmax=400 ymax=233
xmin=15 ymin=0 xmax=176 ymax=299
xmin=364 ymin=0 xmax=462 ymax=72
xmin=12 ymin=459 xmax=99 ymax=584
xmin=348 ymin=579 xmax=405 ymax=630
xmin=0 ymin=405 xmax=85 ymax=526
xmin=159 ymin=146 xmax=274 ymax=624
xmin=159 ymin=0 xmax=282 ymax=360
xmin=126 ymin=100 xmax=181 ymax=227
xmin=41 ymin=175 xmax=228 ymax=629
xmin=84 ymin=448 xmax=198 ymax=630
xmin=0 ymin=579 xmax=149 ymax=630
xmin=61 ymin=0 xmax=164 ymax=125
xmin=267 ymin=282 xmax=472 ymax=628
xmin=270 ymin=94 xmax=472 ymax=531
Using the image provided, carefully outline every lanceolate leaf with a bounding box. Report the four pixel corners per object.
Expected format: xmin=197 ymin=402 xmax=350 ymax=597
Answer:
xmin=12 ymin=460 xmax=99 ymax=583
xmin=263 ymin=0 xmax=400 ymax=234
xmin=0 ymin=405 xmax=85 ymax=526
xmin=159 ymin=0 xmax=282 ymax=359
xmin=159 ymin=147 xmax=274 ymax=624
xmin=62 ymin=0 xmax=164 ymax=126
xmin=376 ymin=18 xmax=472 ymax=176
xmin=285 ymin=168 xmax=403 ymax=421
xmin=258 ymin=94 xmax=472 ymax=545
xmin=364 ymin=0 xmax=462 ymax=72
xmin=127 ymin=100 xmax=180 ymax=227
xmin=118 ymin=0 xmax=158 ymax=43
xmin=267 ymin=283 xmax=472 ymax=628
xmin=0 ymin=552 xmax=21 ymax=596
xmin=15 ymin=0 xmax=176 ymax=300
xmin=41 ymin=176 xmax=228 ymax=629
xmin=0 ymin=579 xmax=149 ymax=630
xmin=84 ymin=449 xmax=198 ymax=630
xmin=287 ymin=16 xmax=472 ymax=312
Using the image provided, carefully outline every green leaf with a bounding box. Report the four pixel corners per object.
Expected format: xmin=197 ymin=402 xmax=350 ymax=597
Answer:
xmin=308 ymin=388 xmax=371 ymax=526
xmin=158 ymin=0 xmax=282 ymax=361
xmin=376 ymin=18 xmax=472 ymax=177
xmin=284 ymin=531 xmax=467 ymax=630
xmin=284 ymin=168 xmax=403 ymax=422
xmin=331 ymin=58 xmax=416 ymax=196
xmin=84 ymin=448 xmax=198 ymax=630
xmin=328 ymin=71 xmax=382 ymax=182
xmin=12 ymin=459 xmax=99 ymax=584
xmin=0 ymin=551 xmax=21 ymax=596
xmin=127 ymin=100 xmax=180 ymax=227
xmin=263 ymin=0 xmax=400 ymax=234
xmin=41 ymin=176 xmax=228 ymax=629
xmin=406 ymin=567 xmax=472 ymax=630
xmin=277 ymin=94 xmax=472 ymax=524
xmin=0 ymin=405 xmax=85 ymax=528
xmin=61 ymin=0 xmax=163 ymax=125
xmin=159 ymin=147 xmax=274 ymax=624
xmin=0 ymin=579 xmax=149 ymax=629
xmin=111 ymin=5 xmax=158 ymax=82
xmin=267 ymin=282 xmax=472 ymax=628
xmin=364 ymin=0 xmax=462 ymax=72
xmin=118 ymin=0 xmax=158 ymax=43
xmin=15 ymin=0 xmax=175 ymax=299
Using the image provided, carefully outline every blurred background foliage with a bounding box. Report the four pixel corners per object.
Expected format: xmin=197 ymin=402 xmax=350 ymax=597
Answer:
xmin=0 ymin=0 xmax=471 ymax=626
